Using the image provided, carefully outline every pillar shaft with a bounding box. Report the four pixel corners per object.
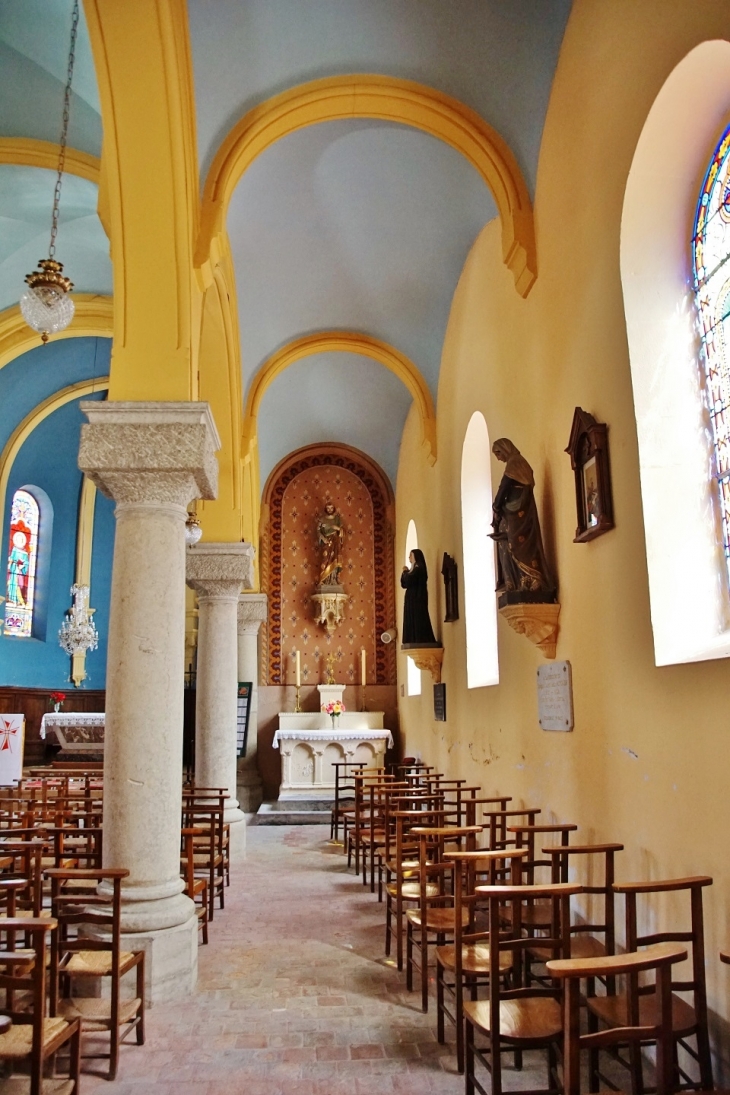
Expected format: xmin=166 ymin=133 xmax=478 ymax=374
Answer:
xmin=187 ymin=544 xmax=254 ymax=846
xmin=237 ymin=593 xmax=267 ymax=812
xmin=78 ymin=400 xmax=220 ymax=1001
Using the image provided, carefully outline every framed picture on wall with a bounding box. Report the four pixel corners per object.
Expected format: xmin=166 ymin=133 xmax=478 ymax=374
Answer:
xmin=565 ymin=407 xmax=615 ymax=542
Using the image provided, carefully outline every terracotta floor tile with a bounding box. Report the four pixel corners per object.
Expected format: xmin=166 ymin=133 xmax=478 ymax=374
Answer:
xmin=80 ymin=825 xmax=556 ymax=1094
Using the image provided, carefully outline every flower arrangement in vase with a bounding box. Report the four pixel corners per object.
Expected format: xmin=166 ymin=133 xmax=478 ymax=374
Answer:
xmin=49 ymin=691 xmax=66 ymax=714
xmin=322 ymin=700 xmax=345 ymax=729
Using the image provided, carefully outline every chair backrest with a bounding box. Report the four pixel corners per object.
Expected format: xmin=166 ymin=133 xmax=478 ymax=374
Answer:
xmin=542 ymin=842 xmax=623 ymax=959
xmin=615 ymin=876 xmax=712 ymax=1024
xmin=547 ymin=943 xmax=688 ymax=1095
xmin=507 ymin=823 xmax=578 ymax=884
xmin=482 ymin=808 xmax=541 ymax=851
xmin=0 ymin=916 xmax=57 ymax=1081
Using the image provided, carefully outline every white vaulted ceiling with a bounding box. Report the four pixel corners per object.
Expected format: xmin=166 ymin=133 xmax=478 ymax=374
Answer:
xmin=188 ymin=0 xmax=571 ymax=487
xmin=0 ymin=1 xmax=573 ymax=491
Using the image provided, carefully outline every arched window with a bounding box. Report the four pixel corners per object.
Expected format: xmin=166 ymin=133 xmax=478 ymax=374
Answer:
xmin=4 ymin=489 xmax=40 ymax=638
xmin=692 ymin=124 xmax=730 ymax=589
xmin=621 ymin=41 xmax=730 ymax=665
xmin=404 ymin=519 xmax=421 ymax=696
xmin=461 ymin=412 xmax=499 ymax=688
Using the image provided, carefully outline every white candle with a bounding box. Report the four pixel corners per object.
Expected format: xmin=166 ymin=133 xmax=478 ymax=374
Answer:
xmin=295 ymin=650 xmax=301 ymax=687
xmin=361 ymin=648 xmax=366 ymax=686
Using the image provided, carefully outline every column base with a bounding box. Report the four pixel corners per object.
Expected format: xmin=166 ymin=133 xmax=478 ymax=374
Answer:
xmin=121 ymin=915 xmax=198 ymax=1005
xmin=85 ymin=915 xmax=199 ymax=1006
xmin=227 ymin=811 xmax=247 ymax=860
xmin=238 ymin=765 xmax=263 ymax=814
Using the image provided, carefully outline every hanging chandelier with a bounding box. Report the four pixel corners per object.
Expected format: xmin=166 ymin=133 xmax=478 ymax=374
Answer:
xmin=20 ymin=0 xmax=79 ymax=344
xmin=59 ymin=584 xmax=98 ymax=660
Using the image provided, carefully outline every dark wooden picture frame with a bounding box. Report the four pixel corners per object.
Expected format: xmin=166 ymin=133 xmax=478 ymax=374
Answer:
xmin=441 ymin=552 xmax=459 ymax=622
xmin=565 ymin=407 xmax=614 ymax=543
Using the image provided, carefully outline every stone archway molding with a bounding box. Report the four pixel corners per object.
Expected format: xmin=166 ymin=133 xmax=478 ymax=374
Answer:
xmin=244 ymin=330 xmax=437 ymax=466
xmin=196 ymin=74 xmax=537 ymax=297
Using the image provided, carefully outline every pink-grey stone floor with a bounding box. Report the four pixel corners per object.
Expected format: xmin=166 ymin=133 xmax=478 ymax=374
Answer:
xmin=83 ymin=824 xmax=549 ymax=1095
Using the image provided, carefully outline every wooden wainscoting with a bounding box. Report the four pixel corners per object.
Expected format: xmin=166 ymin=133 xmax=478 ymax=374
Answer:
xmin=0 ymin=687 xmax=105 ymax=766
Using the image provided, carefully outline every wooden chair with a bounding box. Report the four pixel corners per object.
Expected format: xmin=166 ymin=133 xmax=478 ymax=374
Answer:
xmin=0 ymin=917 xmax=81 ymax=1095
xmin=181 ymin=827 xmax=209 ymax=944
xmin=463 ymin=881 xmax=582 ymax=1095
xmin=436 ymin=848 xmax=528 ymax=1072
xmin=587 ymin=875 xmax=714 ymax=1094
xmin=181 ymin=801 xmax=225 ymax=918
xmin=183 ymin=789 xmax=229 ymax=889
xmin=329 ymin=761 xmax=367 ymax=844
xmin=384 ymin=805 xmax=451 ymax=970
xmin=46 ymin=867 xmax=145 ymax=1081
xmin=548 ymin=943 xmax=689 ymax=1095
xmin=406 ymin=824 xmax=482 ymax=1012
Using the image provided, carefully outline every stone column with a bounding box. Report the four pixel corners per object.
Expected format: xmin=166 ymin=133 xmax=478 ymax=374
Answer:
xmin=236 ymin=593 xmax=268 ymax=813
xmin=186 ymin=543 xmax=254 ymax=856
xmin=77 ymin=401 xmax=220 ymax=1002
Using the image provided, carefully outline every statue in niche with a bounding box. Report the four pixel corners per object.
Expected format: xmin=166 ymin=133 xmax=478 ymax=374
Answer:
xmin=489 ymin=438 xmax=556 ymax=604
xmin=401 ymin=549 xmax=437 ymax=644
xmin=317 ymin=503 xmax=345 ymax=588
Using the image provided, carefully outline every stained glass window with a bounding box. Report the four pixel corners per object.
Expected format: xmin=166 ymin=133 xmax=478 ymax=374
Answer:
xmin=692 ymin=124 xmax=730 ymax=588
xmin=4 ymin=489 xmax=40 ymax=638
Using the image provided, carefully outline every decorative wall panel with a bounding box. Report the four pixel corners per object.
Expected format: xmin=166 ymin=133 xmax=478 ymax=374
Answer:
xmin=262 ymin=444 xmax=395 ymax=686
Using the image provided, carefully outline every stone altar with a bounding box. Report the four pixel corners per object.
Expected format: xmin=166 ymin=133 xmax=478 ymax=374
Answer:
xmin=40 ymin=712 xmax=105 ymax=756
xmin=272 ymin=685 xmax=393 ymax=800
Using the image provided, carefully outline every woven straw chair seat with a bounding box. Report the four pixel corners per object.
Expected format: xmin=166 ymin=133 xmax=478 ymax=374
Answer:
xmin=0 ymin=1078 xmax=75 ymax=1095
xmin=64 ymin=950 xmax=138 ymax=977
xmin=0 ymin=1017 xmax=69 ymax=1059
xmin=58 ymin=995 xmax=141 ymax=1031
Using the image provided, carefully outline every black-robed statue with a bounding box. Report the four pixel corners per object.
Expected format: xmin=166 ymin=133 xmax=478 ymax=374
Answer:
xmin=400 ymin=549 xmax=437 ymax=644
xmin=489 ymin=438 xmax=556 ymax=603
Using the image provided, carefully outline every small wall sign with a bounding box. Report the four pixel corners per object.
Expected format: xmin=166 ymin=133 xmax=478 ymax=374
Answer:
xmin=433 ymin=683 xmax=446 ymax=722
xmin=537 ymin=662 xmax=573 ymax=731
xmin=237 ymin=683 xmax=252 ymax=757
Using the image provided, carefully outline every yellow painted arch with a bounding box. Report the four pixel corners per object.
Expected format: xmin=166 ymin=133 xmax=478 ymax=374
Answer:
xmin=243 ymin=331 xmax=437 ymax=465
xmin=0 ymin=295 xmax=113 ymax=371
xmin=0 ymin=377 xmax=110 ymax=550
xmin=0 ymin=138 xmax=101 ymax=184
xmin=197 ymin=74 xmax=536 ymax=297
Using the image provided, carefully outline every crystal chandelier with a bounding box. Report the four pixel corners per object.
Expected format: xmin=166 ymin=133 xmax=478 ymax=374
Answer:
xmin=20 ymin=0 xmax=79 ymax=344
xmin=59 ymin=584 xmax=98 ymax=660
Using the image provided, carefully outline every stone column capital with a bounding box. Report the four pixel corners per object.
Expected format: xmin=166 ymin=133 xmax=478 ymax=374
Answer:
xmin=237 ymin=592 xmax=268 ymax=635
xmin=78 ymin=401 xmax=220 ymax=508
xmin=186 ymin=542 xmax=254 ymax=601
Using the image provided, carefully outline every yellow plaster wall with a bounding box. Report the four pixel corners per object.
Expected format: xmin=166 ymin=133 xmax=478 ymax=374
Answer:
xmin=395 ymin=0 xmax=730 ymax=1052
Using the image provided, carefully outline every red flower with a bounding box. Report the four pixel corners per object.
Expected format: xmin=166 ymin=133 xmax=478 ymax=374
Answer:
xmin=50 ymin=691 xmax=66 ymax=704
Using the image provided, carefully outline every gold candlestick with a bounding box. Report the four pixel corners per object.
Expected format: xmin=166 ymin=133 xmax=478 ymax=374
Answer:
xmin=294 ymin=685 xmax=302 ymax=713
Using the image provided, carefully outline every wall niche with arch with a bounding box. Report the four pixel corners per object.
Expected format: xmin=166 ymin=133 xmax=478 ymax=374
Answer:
xmin=256 ymin=443 xmax=400 ymax=799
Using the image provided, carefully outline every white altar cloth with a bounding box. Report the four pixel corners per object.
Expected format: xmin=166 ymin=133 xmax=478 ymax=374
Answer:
xmin=40 ymin=712 xmax=105 ymax=751
xmin=273 ymin=716 xmax=393 ymax=799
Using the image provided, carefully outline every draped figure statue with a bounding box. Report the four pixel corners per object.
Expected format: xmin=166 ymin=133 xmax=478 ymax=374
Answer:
xmin=317 ymin=503 xmax=345 ymax=587
xmin=489 ymin=438 xmax=556 ymax=600
xmin=400 ymin=549 xmax=437 ymax=644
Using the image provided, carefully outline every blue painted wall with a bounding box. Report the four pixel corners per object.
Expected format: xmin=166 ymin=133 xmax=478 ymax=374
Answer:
xmin=0 ymin=338 xmax=113 ymax=689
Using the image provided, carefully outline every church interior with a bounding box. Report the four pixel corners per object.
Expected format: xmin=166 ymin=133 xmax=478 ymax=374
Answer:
xmin=1 ymin=1 xmax=730 ymax=1092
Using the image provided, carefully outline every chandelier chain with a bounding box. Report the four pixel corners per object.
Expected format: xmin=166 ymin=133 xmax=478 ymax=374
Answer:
xmin=49 ymin=0 xmax=80 ymax=260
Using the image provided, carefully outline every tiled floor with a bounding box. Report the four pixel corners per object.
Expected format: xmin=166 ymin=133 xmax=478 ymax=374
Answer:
xmin=83 ymin=825 xmax=549 ymax=1094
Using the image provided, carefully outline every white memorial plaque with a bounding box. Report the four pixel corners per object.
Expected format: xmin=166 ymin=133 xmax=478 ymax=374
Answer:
xmin=537 ymin=662 xmax=573 ymax=731
xmin=0 ymin=715 xmax=25 ymax=783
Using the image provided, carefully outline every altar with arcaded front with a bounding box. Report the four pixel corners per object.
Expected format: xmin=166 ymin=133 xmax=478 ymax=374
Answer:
xmin=272 ymin=685 xmax=392 ymax=799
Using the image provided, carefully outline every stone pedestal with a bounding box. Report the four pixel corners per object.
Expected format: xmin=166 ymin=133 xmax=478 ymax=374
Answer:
xmin=237 ymin=593 xmax=267 ymax=814
xmin=78 ymin=400 xmax=221 ymax=1002
xmin=186 ymin=543 xmax=255 ymax=857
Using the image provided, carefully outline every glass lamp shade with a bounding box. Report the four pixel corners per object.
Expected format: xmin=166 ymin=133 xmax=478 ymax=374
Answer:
xmin=185 ymin=514 xmax=203 ymax=546
xmin=20 ymin=284 xmax=75 ymax=342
